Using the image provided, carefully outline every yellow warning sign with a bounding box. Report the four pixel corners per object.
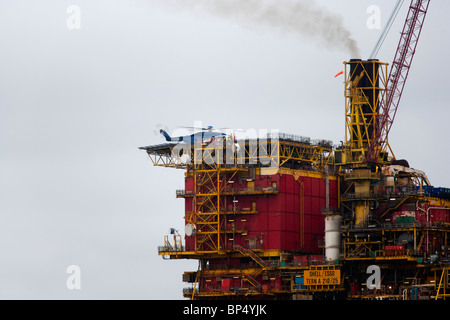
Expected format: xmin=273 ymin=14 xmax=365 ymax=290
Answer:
xmin=304 ymin=269 xmax=341 ymax=286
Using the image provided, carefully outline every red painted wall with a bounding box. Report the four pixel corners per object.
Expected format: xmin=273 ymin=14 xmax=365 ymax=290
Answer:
xmin=392 ymin=203 xmax=450 ymax=224
xmin=183 ymin=172 xmax=338 ymax=253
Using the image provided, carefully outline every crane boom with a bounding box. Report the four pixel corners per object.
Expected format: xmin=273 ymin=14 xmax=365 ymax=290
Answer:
xmin=366 ymin=0 xmax=431 ymax=164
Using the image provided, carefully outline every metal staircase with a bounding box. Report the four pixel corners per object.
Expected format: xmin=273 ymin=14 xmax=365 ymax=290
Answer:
xmin=233 ymin=245 xmax=267 ymax=268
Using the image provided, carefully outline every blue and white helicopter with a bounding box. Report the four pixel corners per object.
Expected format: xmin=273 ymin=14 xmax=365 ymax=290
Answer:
xmin=159 ymin=125 xmax=228 ymax=144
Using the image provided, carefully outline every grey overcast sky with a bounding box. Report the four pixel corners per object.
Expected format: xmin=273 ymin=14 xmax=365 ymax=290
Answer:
xmin=0 ymin=0 xmax=449 ymax=299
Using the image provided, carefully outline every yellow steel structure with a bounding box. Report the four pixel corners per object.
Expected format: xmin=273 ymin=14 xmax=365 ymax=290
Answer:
xmin=144 ymin=135 xmax=334 ymax=259
xmin=436 ymin=268 xmax=450 ymax=300
xmin=189 ymin=164 xmax=246 ymax=254
xmin=341 ymin=60 xmax=389 ymax=167
xmin=142 ymin=47 xmax=450 ymax=299
xmin=144 ymin=136 xmax=333 ymax=173
xmin=144 ymin=137 xmax=333 ymax=253
xmin=143 ymin=134 xmax=340 ymax=300
xmin=182 ymin=263 xmax=345 ymax=299
xmin=337 ymin=60 xmax=390 ymax=226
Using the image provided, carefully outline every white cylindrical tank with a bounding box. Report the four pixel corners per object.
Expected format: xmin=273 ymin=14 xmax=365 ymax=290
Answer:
xmin=325 ymin=214 xmax=342 ymax=261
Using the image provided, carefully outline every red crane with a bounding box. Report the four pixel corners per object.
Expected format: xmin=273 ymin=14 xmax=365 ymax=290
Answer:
xmin=366 ymin=0 xmax=431 ymax=164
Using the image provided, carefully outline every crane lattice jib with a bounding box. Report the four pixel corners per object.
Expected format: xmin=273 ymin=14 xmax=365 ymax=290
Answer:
xmin=366 ymin=0 xmax=430 ymax=164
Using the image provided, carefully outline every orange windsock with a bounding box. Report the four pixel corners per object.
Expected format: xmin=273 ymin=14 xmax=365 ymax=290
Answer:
xmin=334 ymin=71 xmax=344 ymax=78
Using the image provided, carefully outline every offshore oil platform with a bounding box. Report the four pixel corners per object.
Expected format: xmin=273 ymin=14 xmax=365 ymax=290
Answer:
xmin=140 ymin=0 xmax=450 ymax=300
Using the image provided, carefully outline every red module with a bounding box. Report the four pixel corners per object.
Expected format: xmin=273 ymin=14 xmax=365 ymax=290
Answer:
xmin=184 ymin=170 xmax=338 ymax=254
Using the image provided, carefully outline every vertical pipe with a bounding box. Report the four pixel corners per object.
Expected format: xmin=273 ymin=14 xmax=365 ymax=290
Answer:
xmin=296 ymin=175 xmax=305 ymax=250
xmin=337 ymin=174 xmax=341 ymax=210
xmin=300 ymin=181 xmax=304 ymax=249
xmin=325 ymin=169 xmax=330 ymax=210
xmin=414 ymin=223 xmax=417 ymax=251
xmin=194 ymin=167 xmax=198 ymax=253
xmin=217 ymin=168 xmax=220 ymax=252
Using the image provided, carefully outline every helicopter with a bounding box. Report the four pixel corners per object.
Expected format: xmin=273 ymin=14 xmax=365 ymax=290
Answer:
xmin=159 ymin=126 xmax=227 ymax=144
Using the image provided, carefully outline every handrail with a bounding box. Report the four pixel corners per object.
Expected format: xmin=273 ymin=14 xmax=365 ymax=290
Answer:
xmin=242 ymin=273 xmax=261 ymax=287
xmin=233 ymin=245 xmax=267 ymax=268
